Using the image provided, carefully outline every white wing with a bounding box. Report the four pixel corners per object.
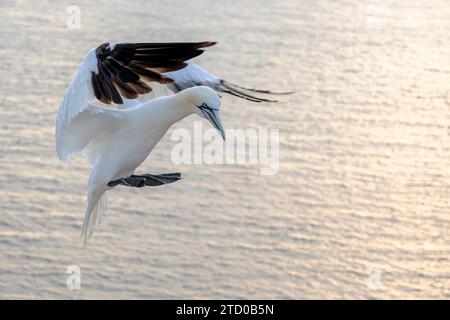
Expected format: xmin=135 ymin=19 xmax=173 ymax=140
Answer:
xmin=164 ymin=62 xmax=220 ymax=91
xmin=119 ymin=61 xmax=280 ymax=109
xmin=64 ymin=104 xmax=125 ymax=165
xmin=56 ymin=48 xmax=98 ymax=163
xmin=164 ymin=62 xmax=279 ymax=102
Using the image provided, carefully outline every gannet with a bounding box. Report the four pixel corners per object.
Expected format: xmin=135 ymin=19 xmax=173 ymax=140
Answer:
xmin=55 ymin=41 xmax=290 ymax=242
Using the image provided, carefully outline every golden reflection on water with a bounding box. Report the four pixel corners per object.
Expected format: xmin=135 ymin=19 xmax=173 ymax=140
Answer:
xmin=0 ymin=0 xmax=448 ymax=299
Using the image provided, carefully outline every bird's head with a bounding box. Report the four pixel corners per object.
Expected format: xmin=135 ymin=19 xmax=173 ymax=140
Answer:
xmin=187 ymin=86 xmax=225 ymax=140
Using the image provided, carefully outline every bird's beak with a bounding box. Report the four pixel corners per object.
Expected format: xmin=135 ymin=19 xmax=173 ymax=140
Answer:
xmin=199 ymin=106 xmax=225 ymax=140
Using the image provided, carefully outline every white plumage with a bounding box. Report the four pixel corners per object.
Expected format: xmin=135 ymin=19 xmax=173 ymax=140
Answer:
xmin=56 ymin=42 xmax=286 ymax=243
xmin=56 ymin=49 xmax=225 ymax=243
xmin=165 ymin=62 xmax=220 ymax=91
xmin=62 ymin=86 xmax=222 ymax=243
xmin=56 ymin=48 xmax=98 ymax=163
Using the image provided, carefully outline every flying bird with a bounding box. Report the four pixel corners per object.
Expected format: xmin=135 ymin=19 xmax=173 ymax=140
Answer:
xmin=55 ymin=41 xmax=290 ymax=242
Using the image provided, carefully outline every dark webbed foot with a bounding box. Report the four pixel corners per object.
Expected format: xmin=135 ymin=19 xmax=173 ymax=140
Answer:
xmin=107 ymin=176 xmax=146 ymax=188
xmin=108 ymin=173 xmax=181 ymax=188
xmin=132 ymin=173 xmax=181 ymax=186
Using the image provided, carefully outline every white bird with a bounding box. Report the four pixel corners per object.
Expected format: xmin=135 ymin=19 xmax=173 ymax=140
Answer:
xmin=55 ymin=41 xmax=289 ymax=242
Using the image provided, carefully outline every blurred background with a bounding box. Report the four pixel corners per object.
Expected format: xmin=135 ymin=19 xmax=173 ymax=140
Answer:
xmin=0 ymin=0 xmax=449 ymax=299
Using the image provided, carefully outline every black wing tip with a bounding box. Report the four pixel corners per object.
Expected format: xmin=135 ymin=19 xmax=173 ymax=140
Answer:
xmin=222 ymin=80 xmax=295 ymax=96
xmin=118 ymin=41 xmax=217 ymax=50
xmin=198 ymin=41 xmax=217 ymax=48
xmin=219 ymin=81 xmax=279 ymax=103
xmin=95 ymin=41 xmax=216 ymax=52
xmin=92 ymin=41 xmax=218 ymax=105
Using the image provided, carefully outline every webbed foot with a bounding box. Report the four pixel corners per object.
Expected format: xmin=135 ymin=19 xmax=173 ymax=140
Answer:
xmin=108 ymin=173 xmax=181 ymax=188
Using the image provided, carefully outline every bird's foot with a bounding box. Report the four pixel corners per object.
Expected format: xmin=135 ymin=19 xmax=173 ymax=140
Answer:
xmin=108 ymin=173 xmax=181 ymax=188
xmin=107 ymin=176 xmax=146 ymax=188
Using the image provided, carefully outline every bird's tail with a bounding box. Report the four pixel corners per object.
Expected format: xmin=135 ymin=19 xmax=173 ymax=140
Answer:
xmin=218 ymin=80 xmax=295 ymax=103
xmin=81 ymin=187 xmax=107 ymax=245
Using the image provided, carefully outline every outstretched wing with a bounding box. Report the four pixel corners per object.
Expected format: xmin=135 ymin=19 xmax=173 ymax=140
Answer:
xmin=59 ymin=103 xmax=125 ymax=165
xmin=56 ymin=41 xmax=216 ymax=162
xmin=56 ymin=48 xmax=98 ymax=162
xmin=92 ymin=41 xmax=216 ymax=104
xmin=165 ymin=62 xmax=294 ymax=103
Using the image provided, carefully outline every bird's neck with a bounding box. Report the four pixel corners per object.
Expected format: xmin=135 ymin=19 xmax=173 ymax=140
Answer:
xmin=132 ymin=92 xmax=194 ymax=128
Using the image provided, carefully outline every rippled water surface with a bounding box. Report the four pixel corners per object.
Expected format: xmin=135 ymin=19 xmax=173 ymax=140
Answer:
xmin=0 ymin=0 xmax=449 ymax=299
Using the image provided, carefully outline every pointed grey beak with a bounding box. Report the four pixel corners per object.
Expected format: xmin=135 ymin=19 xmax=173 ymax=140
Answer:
xmin=198 ymin=105 xmax=225 ymax=140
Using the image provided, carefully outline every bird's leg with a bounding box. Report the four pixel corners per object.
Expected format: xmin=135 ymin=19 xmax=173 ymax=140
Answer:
xmin=108 ymin=173 xmax=181 ymax=188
